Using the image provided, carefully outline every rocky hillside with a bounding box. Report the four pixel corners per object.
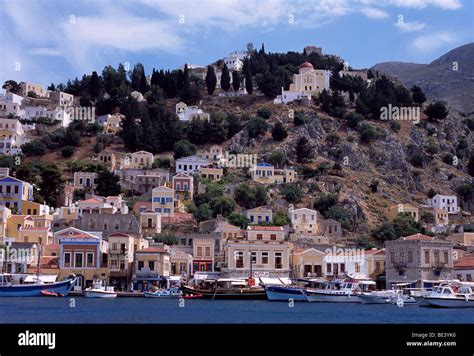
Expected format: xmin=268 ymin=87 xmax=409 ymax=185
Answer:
xmin=372 ymin=43 xmax=474 ymax=114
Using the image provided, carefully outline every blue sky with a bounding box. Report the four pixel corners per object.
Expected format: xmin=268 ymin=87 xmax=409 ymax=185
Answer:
xmin=1 ymin=0 xmax=473 ymax=87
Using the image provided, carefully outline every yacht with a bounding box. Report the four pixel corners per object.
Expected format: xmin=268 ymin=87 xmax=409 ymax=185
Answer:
xmin=422 ymin=281 xmax=474 ymax=308
xmin=0 ymin=273 xmax=76 ymax=297
xmin=265 ymin=284 xmax=307 ymax=301
xmin=84 ymin=280 xmax=117 ymax=298
xmin=305 ymin=279 xmax=370 ymax=303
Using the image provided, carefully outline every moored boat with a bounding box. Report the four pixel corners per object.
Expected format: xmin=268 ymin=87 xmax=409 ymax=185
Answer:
xmin=0 ymin=273 xmax=76 ymax=297
xmin=305 ymin=279 xmax=375 ymax=303
xmin=144 ymin=287 xmax=182 ymax=298
xmin=84 ymin=280 xmax=117 ymax=298
xmin=422 ymin=281 xmax=474 ymax=308
xmin=265 ymin=285 xmax=307 ymax=301
xmin=181 ymin=278 xmax=267 ymax=300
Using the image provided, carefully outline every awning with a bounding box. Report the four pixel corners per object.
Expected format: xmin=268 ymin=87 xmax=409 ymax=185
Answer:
xmin=24 ymin=274 xmax=58 ymax=283
xmin=358 ymin=280 xmax=376 ymax=285
xmin=278 ymin=277 xmax=292 ymax=285
xmin=259 ymin=277 xmax=284 ymax=285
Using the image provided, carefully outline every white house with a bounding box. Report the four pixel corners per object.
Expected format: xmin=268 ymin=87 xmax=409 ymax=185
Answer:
xmin=288 ymin=206 xmax=318 ymax=236
xmin=0 ymin=92 xmax=24 ymax=117
xmin=175 ymin=155 xmax=211 ymax=174
xmin=427 ymin=194 xmax=460 ymax=214
xmin=175 ymin=102 xmax=209 ymax=122
xmin=274 ymin=87 xmax=311 ymax=104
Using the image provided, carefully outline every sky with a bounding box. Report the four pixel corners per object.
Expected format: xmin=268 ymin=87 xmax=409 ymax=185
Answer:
xmin=0 ymin=0 xmax=473 ymax=87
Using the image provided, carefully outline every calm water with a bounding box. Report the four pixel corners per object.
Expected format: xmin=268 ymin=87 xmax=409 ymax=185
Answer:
xmin=1 ymin=298 xmax=473 ymax=324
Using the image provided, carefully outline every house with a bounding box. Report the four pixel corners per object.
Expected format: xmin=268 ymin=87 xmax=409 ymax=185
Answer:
xmin=152 ymin=186 xmax=174 ymax=217
xmin=175 ymin=155 xmax=211 ymax=174
xmin=0 ymin=92 xmax=24 ymax=117
xmin=0 ymin=176 xmax=33 ymax=212
xmin=0 ymin=118 xmax=29 ymax=155
xmin=317 ymin=218 xmax=343 ymax=239
xmin=18 ymin=226 xmax=53 ymax=245
xmin=222 ymin=226 xmax=290 ymax=278
xmin=453 ymin=254 xmax=474 ymax=282
xmin=323 ymin=248 xmax=385 ymax=280
xmin=124 ymin=151 xmax=154 ymax=169
xmin=250 ymin=163 xmax=296 ymax=184
xmin=118 ymin=168 xmax=169 ymax=195
xmin=288 ymin=206 xmax=318 ymax=236
xmin=21 ymin=200 xmax=50 ymax=216
xmin=172 ymin=173 xmax=194 ymax=201
xmin=73 ymin=172 xmax=98 ymax=192
xmin=246 ymin=206 xmax=273 ymax=224
xmin=139 ymin=210 xmax=162 ymax=236
xmin=198 ymin=145 xmax=223 ymax=162
xmin=385 ymin=233 xmax=453 ymax=289
xmin=55 ymin=227 xmax=108 ymax=290
xmin=223 ymin=54 xmax=243 ymax=72
xmin=446 ymin=232 xmax=474 ymax=246
xmin=291 ymin=248 xmax=325 ymax=278
xmin=175 ymin=102 xmax=210 ymax=122
xmin=384 ymin=203 xmax=419 ymax=222
xmin=19 ymin=82 xmax=47 ymax=98
xmin=133 ymin=246 xmax=171 ymax=291
xmin=427 ymin=194 xmax=460 ymax=214
xmin=108 ymin=232 xmax=149 ymax=291
xmin=97 ymin=113 xmax=124 ymax=134
xmin=192 ymin=234 xmax=215 ymax=273
xmin=98 ymin=150 xmax=117 ymax=171
xmin=274 ymin=88 xmax=311 ymax=104
xmin=69 ymin=213 xmax=141 ymax=239
xmin=49 ymin=90 xmax=74 ymax=106
xmin=199 ymin=164 xmax=223 ymax=181
xmin=0 ymin=206 xmax=11 ymax=242
xmin=170 ymin=248 xmax=193 ymax=277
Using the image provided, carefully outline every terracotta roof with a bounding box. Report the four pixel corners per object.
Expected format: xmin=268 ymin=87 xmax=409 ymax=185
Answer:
xmin=402 ymin=233 xmax=434 ymax=241
xmin=79 ymin=198 xmax=102 ymax=204
xmin=298 ymin=62 xmax=314 ymax=69
xmin=247 ymin=226 xmax=283 ymax=231
xmin=136 ymin=247 xmax=168 ymax=253
xmin=19 ymin=227 xmax=50 ymax=231
xmin=109 ymin=232 xmax=131 ymax=237
xmin=454 ymin=254 xmax=474 ymax=269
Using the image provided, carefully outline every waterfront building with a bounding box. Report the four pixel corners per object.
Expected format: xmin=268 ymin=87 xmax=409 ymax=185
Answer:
xmin=453 ymin=253 xmax=474 ymax=282
xmin=291 ymin=248 xmax=325 ymax=278
xmin=170 ymin=248 xmax=193 ymax=277
xmin=385 ymin=233 xmax=453 ymax=289
xmin=446 ymin=232 xmax=474 ymax=246
xmin=133 ymin=246 xmax=171 ymax=291
xmin=192 ymin=234 xmax=215 ymax=273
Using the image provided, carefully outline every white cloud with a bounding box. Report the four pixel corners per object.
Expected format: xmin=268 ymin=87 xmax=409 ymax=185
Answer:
xmin=411 ymin=32 xmax=457 ymax=51
xmin=367 ymin=0 xmax=462 ymax=10
xmin=395 ymin=20 xmax=426 ymax=32
xmin=360 ymin=7 xmax=390 ymax=19
xmin=29 ymin=48 xmax=63 ymax=56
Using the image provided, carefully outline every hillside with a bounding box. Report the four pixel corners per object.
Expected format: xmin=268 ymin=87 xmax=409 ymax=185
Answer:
xmin=372 ymin=43 xmax=474 ymax=114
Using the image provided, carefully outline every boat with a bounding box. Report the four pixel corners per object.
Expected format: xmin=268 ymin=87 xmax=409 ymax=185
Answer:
xmin=358 ymin=290 xmax=397 ymax=304
xmin=265 ymin=284 xmax=308 ymax=301
xmin=84 ymin=281 xmax=117 ymax=298
xmin=180 ymin=278 xmax=267 ymax=300
xmin=422 ymin=281 xmax=474 ymax=308
xmin=144 ymin=287 xmax=182 ymax=298
xmin=0 ymin=273 xmax=76 ymax=297
xmin=182 ymin=293 xmax=203 ymax=299
xmin=305 ymin=279 xmax=376 ymax=303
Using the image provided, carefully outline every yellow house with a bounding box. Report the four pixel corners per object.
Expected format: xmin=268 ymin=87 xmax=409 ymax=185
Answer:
xmin=98 ymin=151 xmax=117 ymax=171
xmin=133 ymin=246 xmax=171 ymax=290
xmin=18 ymin=226 xmax=53 ymax=245
xmin=199 ymin=165 xmax=223 ymax=181
xmin=73 ymin=172 xmax=98 ymax=192
xmin=139 ymin=210 xmax=162 ymax=236
xmin=103 ymin=113 xmax=124 ymax=135
xmin=127 ymin=151 xmax=154 ymax=168
xmin=6 ymin=215 xmax=35 ymax=240
xmin=21 ymin=200 xmax=50 ymax=216
xmin=292 ymin=248 xmax=325 ymax=278
xmin=0 ymin=206 xmax=11 ymax=241
xmin=433 ymin=208 xmax=449 ymax=226
xmin=152 ymin=186 xmax=174 ymax=217
xmin=384 ymin=203 xmax=419 ymax=222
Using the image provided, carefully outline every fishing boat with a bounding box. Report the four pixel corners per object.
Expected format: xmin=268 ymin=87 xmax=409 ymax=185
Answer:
xmin=144 ymin=287 xmax=182 ymax=298
xmin=0 ymin=273 xmax=76 ymax=297
xmin=84 ymin=281 xmax=117 ymax=298
xmin=265 ymin=284 xmax=307 ymax=301
xmin=181 ymin=278 xmax=267 ymax=300
xmin=422 ymin=281 xmax=474 ymax=308
xmin=305 ymin=278 xmax=376 ymax=303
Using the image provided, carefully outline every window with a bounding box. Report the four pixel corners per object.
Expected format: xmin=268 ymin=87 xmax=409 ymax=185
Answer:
xmin=138 ymin=261 xmax=144 ymax=270
xmin=197 ymin=246 xmax=202 ymax=257
xmin=390 ymin=252 xmax=395 ymax=262
xmin=424 ymin=250 xmax=430 ymax=263
xmin=408 ymin=251 xmax=413 ymax=263
xmin=327 ymin=263 xmax=332 ymax=273
xmin=340 ymin=263 xmax=345 ymax=272
xmin=74 ymin=253 xmax=83 ymax=268
xmin=112 ymin=243 xmax=117 ymax=251
xmin=14 ymin=186 xmax=19 ymax=194
xmin=270 ymin=234 xmax=277 ymax=241
xmin=149 ymin=261 xmax=155 ymax=271
xmin=275 ymin=252 xmax=282 ymax=269
xmin=443 ymin=251 xmax=449 ymax=263
xmin=261 ymin=252 xmax=269 ymax=264
xmin=251 ymin=252 xmax=257 ymax=264
xmin=86 ymin=253 xmax=94 ymax=267
xmin=256 ymin=234 xmax=263 ymax=240
xmin=375 ymin=261 xmax=381 ymax=272
xmin=355 ymin=263 xmax=360 ymax=273
xmin=64 ymin=252 xmax=71 ymax=267
xmin=235 ymin=251 xmax=244 ymax=268
xmin=205 ymin=247 xmax=211 ymax=257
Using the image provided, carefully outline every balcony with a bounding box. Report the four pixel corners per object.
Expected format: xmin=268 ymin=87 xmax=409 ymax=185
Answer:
xmin=109 ymin=248 xmax=127 ymax=255
xmin=391 ymin=261 xmax=407 ymax=270
xmin=431 ymin=262 xmax=447 ymax=269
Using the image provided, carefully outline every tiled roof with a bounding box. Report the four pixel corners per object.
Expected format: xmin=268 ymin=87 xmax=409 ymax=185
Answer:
xmin=79 ymin=198 xmax=102 ymax=204
xmin=136 ymin=247 xmax=168 ymax=253
xmin=247 ymin=226 xmax=283 ymax=231
xmin=20 ymin=227 xmax=50 ymax=231
xmin=402 ymin=233 xmax=434 ymax=241
xmin=454 ymin=254 xmax=474 ymax=269
xmin=364 ymin=249 xmax=385 ymax=255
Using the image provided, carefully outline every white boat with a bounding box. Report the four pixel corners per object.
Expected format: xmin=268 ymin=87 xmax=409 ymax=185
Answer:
xmin=265 ymin=285 xmax=308 ymax=301
xmin=359 ymin=290 xmax=397 ymax=304
xmin=84 ymin=281 xmax=117 ymax=298
xmin=144 ymin=287 xmax=182 ymax=298
xmin=306 ymin=280 xmax=364 ymax=303
xmin=422 ymin=281 xmax=474 ymax=308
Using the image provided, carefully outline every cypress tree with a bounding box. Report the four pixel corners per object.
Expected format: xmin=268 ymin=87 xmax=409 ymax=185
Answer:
xmin=232 ymin=70 xmax=240 ymax=92
xmin=205 ymin=65 xmax=217 ymax=95
xmin=220 ymin=64 xmax=231 ymax=92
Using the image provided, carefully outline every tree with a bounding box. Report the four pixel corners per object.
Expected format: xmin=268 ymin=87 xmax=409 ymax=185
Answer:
xmin=272 ymin=211 xmax=290 ymax=226
xmin=210 ymin=196 xmax=236 ymax=217
xmin=326 ymin=205 xmax=352 ymax=230
xmin=256 ymin=71 xmax=280 ymax=99
xmin=153 ymin=232 xmax=179 ymax=245
xmin=411 ymin=85 xmax=426 ymax=106
xmin=254 ymin=185 xmax=268 ymax=206
xmin=344 ymin=112 xmax=363 ymax=129
xmin=2 ymin=80 xmax=21 ymax=94
xmin=313 ymin=193 xmax=338 ymax=214
xmin=39 ymin=165 xmax=65 ymax=207
xmin=373 ymin=222 xmax=397 ymax=242
xmin=392 ymin=213 xmax=423 ymax=237
xmin=173 ymin=140 xmax=197 ymax=160
xmin=282 ymin=185 xmax=302 ymax=204
xmin=96 ymin=170 xmax=121 ymax=196
xmin=293 ymin=111 xmax=307 ymax=126
xmin=220 ymin=64 xmax=231 ymax=92
xmin=424 ymin=102 xmax=448 ymax=121
xmin=235 ymin=184 xmax=255 ymax=209
xmin=247 ymin=117 xmax=268 ymax=138
xmin=244 ymin=58 xmax=253 ymax=94
xmin=295 ymin=136 xmax=312 ymax=163
xmin=358 ymin=122 xmax=379 ymax=144
xmin=268 ymin=150 xmax=286 ymax=168
xmin=21 ymin=141 xmax=46 ymax=156
xmin=61 ymin=146 xmax=75 ymax=158
xmin=232 ymin=70 xmax=241 ymax=92
xmin=227 ymin=212 xmax=250 ymax=229
xmin=257 ymin=108 xmax=272 ymax=120
xmin=205 ymin=65 xmax=217 ymax=95
xmin=89 ymin=71 xmax=101 ymax=99
xmin=47 ymin=83 xmax=56 ymax=91
xmin=468 ymin=153 xmax=474 ymax=177
xmin=271 ymin=122 xmax=288 ymax=141
xmin=189 ymin=202 xmax=213 ymax=222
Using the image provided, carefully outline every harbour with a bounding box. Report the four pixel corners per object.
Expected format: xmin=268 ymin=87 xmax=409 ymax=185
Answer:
xmin=1 ymin=297 xmax=474 ymax=324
